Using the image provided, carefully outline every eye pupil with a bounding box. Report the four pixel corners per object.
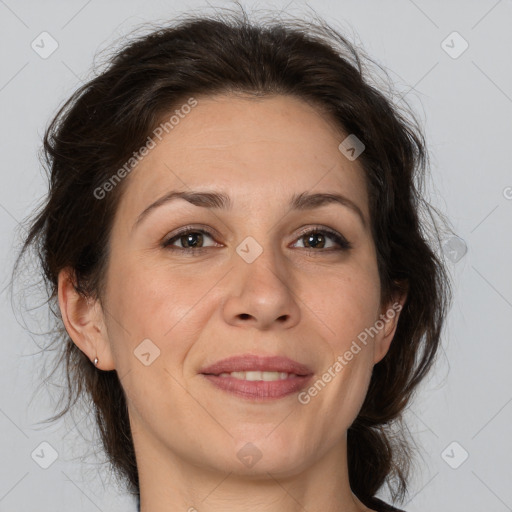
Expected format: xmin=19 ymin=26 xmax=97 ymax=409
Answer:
xmin=304 ymin=233 xmax=325 ymax=249
xmin=182 ymin=232 xmax=203 ymax=248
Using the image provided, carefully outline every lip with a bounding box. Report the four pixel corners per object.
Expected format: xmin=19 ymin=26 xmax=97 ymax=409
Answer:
xmin=199 ymin=354 xmax=313 ymax=376
xmin=201 ymin=374 xmax=313 ymax=400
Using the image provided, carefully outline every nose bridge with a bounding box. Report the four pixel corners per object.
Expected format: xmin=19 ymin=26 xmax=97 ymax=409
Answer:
xmin=231 ymin=200 xmax=300 ymax=291
xmin=235 ymin=232 xmax=286 ymax=291
xmin=222 ymin=229 xmax=300 ymax=329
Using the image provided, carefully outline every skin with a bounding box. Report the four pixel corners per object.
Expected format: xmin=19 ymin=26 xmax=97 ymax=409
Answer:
xmin=58 ymin=94 xmax=406 ymax=512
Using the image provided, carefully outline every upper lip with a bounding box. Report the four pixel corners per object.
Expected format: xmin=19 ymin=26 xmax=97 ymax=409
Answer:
xmin=199 ymin=355 xmax=313 ymax=376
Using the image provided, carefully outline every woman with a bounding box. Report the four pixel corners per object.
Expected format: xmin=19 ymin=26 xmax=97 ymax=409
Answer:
xmin=16 ymin=6 xmax=451 ymax=512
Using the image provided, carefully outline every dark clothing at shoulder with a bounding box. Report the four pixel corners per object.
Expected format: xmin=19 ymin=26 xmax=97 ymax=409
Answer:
xmin=366 ymin=495 xmax=407 ymax=512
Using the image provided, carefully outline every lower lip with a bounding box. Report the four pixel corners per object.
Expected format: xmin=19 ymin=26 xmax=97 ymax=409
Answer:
xmin=201 ymin=374 xmax=313 ymax=400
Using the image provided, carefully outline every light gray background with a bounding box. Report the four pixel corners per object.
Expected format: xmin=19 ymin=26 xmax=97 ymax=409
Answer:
xmin=1 ymin=0 xmax=511 ymax=511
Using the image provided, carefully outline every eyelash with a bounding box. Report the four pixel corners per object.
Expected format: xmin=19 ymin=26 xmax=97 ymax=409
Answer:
xmin=161 ymin=225 xmax=352 ymax=255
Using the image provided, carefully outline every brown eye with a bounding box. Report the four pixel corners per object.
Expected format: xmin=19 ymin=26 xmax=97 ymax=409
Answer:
xmin=162 ymin=226 xmax=351 ymax=255
xmin=163 ymin=229 xmax=216 ymax=250
xmin=292 ymin=228 xmax=352 ymax=252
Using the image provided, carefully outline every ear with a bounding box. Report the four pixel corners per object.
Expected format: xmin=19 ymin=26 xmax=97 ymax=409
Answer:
xmin=57 ymin=267 xmax=116 ymax=371
xmin=373 ymin=285 xmax=408 ymax=365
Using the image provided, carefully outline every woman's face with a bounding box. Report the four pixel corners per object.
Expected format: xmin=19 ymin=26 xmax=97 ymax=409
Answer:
xmin=68 ymin=94 xmax=403 ymax=479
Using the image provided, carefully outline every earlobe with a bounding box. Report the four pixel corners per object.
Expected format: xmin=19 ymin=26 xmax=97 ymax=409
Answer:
xmin=57 ymin=267 xmax=115 ymax=370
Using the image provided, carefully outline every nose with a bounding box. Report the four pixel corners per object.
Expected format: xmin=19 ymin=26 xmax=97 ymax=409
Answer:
xmin=221 ymin=244 xmax=301 ymax=331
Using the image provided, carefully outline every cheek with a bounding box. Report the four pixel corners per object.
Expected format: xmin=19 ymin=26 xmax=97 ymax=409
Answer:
xmin=317 ymin=268 xmax=381 ymax=343
xmin=102 ymin=253 xmax=217 ymax=369
xmin=304 ymin=336 xmax=375 ymax=444
xmin=106 ymin=251 xmax=186 ymax=327
xmin=305 ymin=266 xmax=380 ymax=414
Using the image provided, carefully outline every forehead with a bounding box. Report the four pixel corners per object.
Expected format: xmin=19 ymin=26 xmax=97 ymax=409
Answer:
xmin=117 ymin=94 xmax=369 ymax=220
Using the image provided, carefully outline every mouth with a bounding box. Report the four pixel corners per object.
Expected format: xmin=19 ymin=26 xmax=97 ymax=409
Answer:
xmin=199 ymin=354 xmax=314 ymax=400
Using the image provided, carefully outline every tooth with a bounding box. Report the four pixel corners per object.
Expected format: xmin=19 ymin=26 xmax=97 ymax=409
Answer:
xmin=244 ymin=371 xmax=262 ymax=381
xmin=230 ymin=371 xmax=247 ymax=379
xmin=262 ymin=371 xmax=281 ymax=381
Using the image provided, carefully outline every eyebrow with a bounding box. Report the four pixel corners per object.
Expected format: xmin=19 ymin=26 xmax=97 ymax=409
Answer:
xmin=133 ymin=190 xmax=367 ymax=230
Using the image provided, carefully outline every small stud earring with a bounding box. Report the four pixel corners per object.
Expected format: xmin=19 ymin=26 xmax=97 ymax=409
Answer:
xmin=94 ymin=357 xmax=99 ymax=366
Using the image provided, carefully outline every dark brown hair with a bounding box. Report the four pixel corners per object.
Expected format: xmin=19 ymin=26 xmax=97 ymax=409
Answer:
xmin=14 ymin=4 xmax=452 ymax=509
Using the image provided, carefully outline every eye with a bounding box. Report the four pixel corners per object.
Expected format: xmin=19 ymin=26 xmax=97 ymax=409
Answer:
xmin=162 ymin=227 xmax=218 ymax=252
xmin=291 ymin=226 xmax=352 ymax=252
xmin=161 ymin=225 xmax=352 ymax=254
